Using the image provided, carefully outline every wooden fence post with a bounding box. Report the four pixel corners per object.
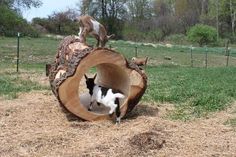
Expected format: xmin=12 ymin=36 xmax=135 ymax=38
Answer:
xmin=190 ymin=46 xmax=193 ymax=67
xmin=226 ymin=48 xmax=230 ymax=67
xmin=225 ymin=40 xmax=230 ymax=67
xmin=135 ymin=46 xmax=138 ymax=57
xmin=16 ymin=32 xmax=20 ymax=72
xmin=205 ymin=46 xmax=208 ymax=68
xmin=225 ymin=39 xmax=229 ymax=56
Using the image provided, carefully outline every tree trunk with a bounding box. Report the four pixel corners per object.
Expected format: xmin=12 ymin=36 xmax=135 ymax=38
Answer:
xmin=216 ymin=0 xmax=219 ymax=40
xmin=230 ymin=0 xmax=235 ymax=36
xmin=49 ymin=36 xmax=147 ymax=121
xmin=201 ymin=0 xmax=208 ymax=15
xmin=232 ymin=11 xmax=236 ymax=36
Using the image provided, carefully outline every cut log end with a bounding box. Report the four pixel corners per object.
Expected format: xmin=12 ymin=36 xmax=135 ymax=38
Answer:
xmin=49 ymin=35 xmax=147 ymax=121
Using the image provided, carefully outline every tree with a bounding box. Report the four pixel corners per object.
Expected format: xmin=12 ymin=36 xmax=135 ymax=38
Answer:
xmin=48 ymin=9 xmax=79 ymax=35
xmin=153 ymin=0 xmax=171 ymax=16
xmin=0 ymin=5 xmax=22 ymax=36
xmin=187 ymin=24 xmax=217 ymax=46
xmin=127 ymin=0 xmax=153 ymax=22
xmin=206 ymin=0 xmax=236 ymax=38
xmin=175 ymin=0 xmax=202 ymax=33
xmin=33 ymin=9 xmax=79 ymax=35
xmin=201 ymin=0 xmax=209 ymax=15
xmin=229 ymin=0 xmax=236 ymax=36
xmin=126 ymin=0 xmax=156 ymax=37
xmin=0 ymin=0 xmax=42 ymax=37
xmin=156 ymin=16 xmax=178 ymax=39
xmin=31 ymin=17 xmax=48 ymax=33
xmin=79 ymin=0 xmax=128 ymax=38
xmin=77 ymin=0 xmax=92 ymax=15
xmin=216 ymin=0 xmax=219 ymax=40
xmin=0 ymin=0 xmax=42 ymax=14
xmin=0 ymin=5 xmax=39 ymax=37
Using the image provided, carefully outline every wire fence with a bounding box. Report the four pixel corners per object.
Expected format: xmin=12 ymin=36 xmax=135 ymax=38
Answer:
xmin=109 ymin=41 xmax=236 ymax=68
xmin=1 ymin=36 xmax=236 ymax=74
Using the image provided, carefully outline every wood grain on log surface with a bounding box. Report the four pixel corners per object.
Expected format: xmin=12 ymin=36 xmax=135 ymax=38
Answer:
xmin=49 ymin=36 xmax=147 ymax=121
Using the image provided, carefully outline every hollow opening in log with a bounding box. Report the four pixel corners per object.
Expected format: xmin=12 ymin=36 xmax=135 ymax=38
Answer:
xmin=78 ymin=63 xmax=130 ymax=115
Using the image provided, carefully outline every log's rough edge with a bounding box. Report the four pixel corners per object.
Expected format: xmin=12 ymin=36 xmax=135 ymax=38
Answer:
xmin=125 ymin=61 xmax=148 ymax=114
xmin=49 ymin=36 xmax=93 ymax=110
xmin=49 ymin=35 xmax=148 ymax=119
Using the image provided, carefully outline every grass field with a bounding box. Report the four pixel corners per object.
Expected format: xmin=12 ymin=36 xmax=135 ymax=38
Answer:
xmin=144 ymin=66 xmax=236 ymax=120
xmin=0 ymin=36 xmax=236 ymax=120
xmin=0 ymin=72 xmax=48 ymax=99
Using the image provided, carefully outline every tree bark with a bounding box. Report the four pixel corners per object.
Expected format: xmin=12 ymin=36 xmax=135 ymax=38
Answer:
xmin=230 ymin=0 xmax=236 ymax=36
xmin=216 ymin=0 xmax=219 ymax=40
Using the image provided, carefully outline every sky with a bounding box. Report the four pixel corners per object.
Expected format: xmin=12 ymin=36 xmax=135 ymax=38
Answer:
xmin=22 ymin=0 xmax=80 ymax=21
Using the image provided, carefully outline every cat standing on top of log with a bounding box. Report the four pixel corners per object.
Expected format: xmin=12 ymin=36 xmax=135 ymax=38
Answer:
xmin=74 ymin=15 xmax=115 ymax=47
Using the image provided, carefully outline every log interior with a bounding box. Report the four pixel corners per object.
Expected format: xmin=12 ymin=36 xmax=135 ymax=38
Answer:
xmin=79 ymin=63 xmax=130 ymax=114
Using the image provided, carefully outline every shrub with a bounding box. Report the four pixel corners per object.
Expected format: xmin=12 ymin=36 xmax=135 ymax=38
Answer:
xmin=122 ymin=26 xmax=163 ymax=42
xmin=221 ymin=32 xmax=236 ymax=43
xmin=187 ymin=24 xmax=217 ymax=46
xmin=146 ymin=30 xmax=163 ymax=42
xmin=209 ymin=38 xmax=227 ymax=47
xmin=165 ymin=34 xmax=187 ymax=44
xmin=0 ymin=6 xmax=39 ymax=37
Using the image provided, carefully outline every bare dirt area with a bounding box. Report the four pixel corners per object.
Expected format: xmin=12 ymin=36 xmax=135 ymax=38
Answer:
xmin=0 ymin=91 xmax=236 ymax=157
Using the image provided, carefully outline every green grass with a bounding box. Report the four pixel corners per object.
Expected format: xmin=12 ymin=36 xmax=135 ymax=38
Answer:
xmin=0 ymin=72 xmax=48 ymax=99
xmin=224 ymin=108 xmax=236 ymax=128
xmin=225 ymin=118 xmax=236 ymax=128
xmin=0 ymin=36 xmax=59 ymax=70
xmin=143 ymin=66 xmax=236 ymax=119
xmin=0 ymin=36 xmax=236 ymax=119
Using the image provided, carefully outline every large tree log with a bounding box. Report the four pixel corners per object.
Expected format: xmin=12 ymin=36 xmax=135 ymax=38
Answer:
xmin=49 ymin=36 xmax=147 ymax=121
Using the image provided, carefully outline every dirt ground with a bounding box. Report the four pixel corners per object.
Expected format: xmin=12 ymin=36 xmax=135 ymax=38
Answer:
xmin=0 ymin=91 xmax=235 ymax=157
xmin=0 ymin=75 xmax=236 ymax=157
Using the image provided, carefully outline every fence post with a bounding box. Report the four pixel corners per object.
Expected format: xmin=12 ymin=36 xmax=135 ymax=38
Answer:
xmin=225 ymin=39 xmax=229 ymax=56
xmin=190 ymin=46 xmax=193 ymax=67
xmin=205 ymin=46 xmax=208 ymax=68
xmin=226 ymin=48 xmax=230 ymax=67
xmin=135 ymin=46 xmax=138 ymax=57
xmin=225 ymin=40 xmax=230 ymax=67
xmin=17 ymin=32 xmax=20 ymax=72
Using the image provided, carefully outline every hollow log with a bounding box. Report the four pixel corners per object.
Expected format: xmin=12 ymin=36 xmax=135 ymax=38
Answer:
xmin=49 ymin=36 xmax=147 ymax=121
